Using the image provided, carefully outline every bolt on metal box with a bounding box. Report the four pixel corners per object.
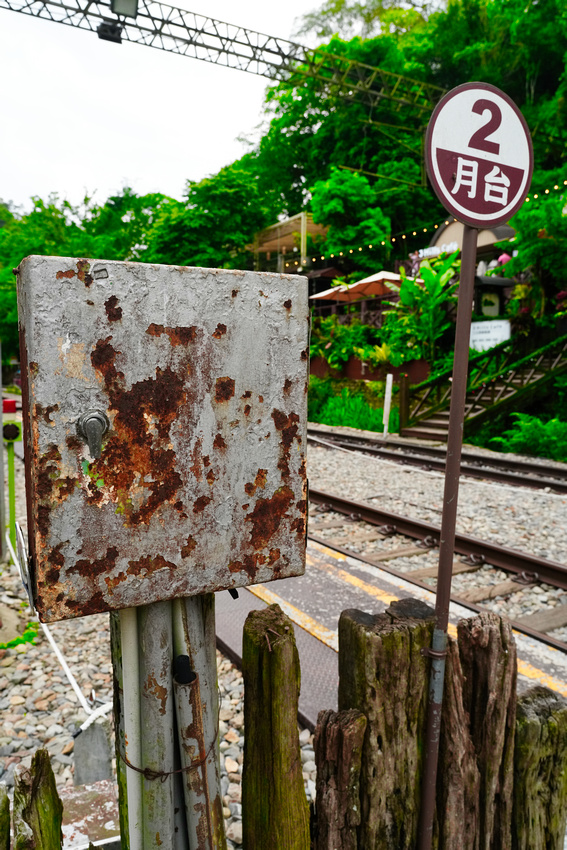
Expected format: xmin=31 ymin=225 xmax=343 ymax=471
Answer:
xmin=17 ymin=256 xmax=309 ymax=622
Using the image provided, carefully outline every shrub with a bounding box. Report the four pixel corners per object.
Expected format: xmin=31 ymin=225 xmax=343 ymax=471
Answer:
xmin=489 ymin=412 xmax=567 ymax=461
xmin=311 ymin=387 xmax=399 ymax=434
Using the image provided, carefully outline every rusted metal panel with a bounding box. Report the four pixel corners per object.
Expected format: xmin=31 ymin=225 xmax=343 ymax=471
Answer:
xmin=17 ymin=256 xmax=309 ymax=622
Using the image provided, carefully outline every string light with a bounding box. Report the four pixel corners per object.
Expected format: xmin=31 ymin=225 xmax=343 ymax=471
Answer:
xmin=300 ymin=178 xmax=566 ymax=268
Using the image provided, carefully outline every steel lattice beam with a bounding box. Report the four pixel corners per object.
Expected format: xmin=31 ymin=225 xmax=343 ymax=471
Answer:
xmin=0 ymin=0 xmax=445 ymax=117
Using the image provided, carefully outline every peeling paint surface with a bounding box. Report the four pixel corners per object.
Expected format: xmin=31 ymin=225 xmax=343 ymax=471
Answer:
xmin=17 ymin=257 xmax=309 ymax=622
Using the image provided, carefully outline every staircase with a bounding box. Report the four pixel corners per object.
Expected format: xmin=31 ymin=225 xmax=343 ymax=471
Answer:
xmin=399 ymin=334 xmax=567 ymax=442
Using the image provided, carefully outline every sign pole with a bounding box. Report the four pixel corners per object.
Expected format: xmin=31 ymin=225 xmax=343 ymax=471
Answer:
xmin=417 ymin=224 xmax=478 ymax=850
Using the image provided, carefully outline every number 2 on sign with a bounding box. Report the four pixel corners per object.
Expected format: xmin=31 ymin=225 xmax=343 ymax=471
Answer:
xmin=469 ymin=99 xmax=502 ymax=155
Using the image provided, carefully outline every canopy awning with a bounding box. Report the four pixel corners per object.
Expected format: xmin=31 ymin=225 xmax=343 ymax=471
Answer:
xmin=309 ymin=270 xmax=422 ymax=302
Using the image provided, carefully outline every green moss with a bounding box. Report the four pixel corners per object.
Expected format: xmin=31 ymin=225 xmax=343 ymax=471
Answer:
xmin=0 ymin=621 xmax=39 ymax=650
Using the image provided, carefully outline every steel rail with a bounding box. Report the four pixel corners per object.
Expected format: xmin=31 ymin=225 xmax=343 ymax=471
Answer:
xmin=308 ymin=491 xmax=567 ymax=654
xmin=309 ymin=487 xmax=567 ymax=591
xmin=307 ymin=427 xmax=567 ymax=492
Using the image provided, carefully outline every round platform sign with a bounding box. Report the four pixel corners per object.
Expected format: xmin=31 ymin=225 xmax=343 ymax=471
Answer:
xmin=425 ymin=82 xmax=533 ymax=228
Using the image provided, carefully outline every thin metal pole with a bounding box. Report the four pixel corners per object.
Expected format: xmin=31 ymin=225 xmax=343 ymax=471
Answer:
xmin=417 ymin=224 xmax=478 ymax=850
xmin=139 ymin=601 xmax=176 ymax=849
xmin=7 ymin=440 xmax=16 ymax=550
xmin=120 ymin=608 xmax=143 ymax=850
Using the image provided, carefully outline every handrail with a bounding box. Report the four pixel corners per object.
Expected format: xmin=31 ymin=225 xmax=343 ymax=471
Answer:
xmin=402 ymin=333 xmax=567 ymax=428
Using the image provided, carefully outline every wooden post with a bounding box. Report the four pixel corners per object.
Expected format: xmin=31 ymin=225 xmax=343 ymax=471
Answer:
xmin=12 ymin=748 xmax=63 ymax=849
xmin=242 ymin=603 xmax=310 ymax=850
xmin=0 ymin=785 xmax=9 ymax=850
xmin=338 ymin=598 xmax=435 ymax=850
xmin=457 ymin=612 xmax=517 ymax=850
xmin=513 ymin=686 xmax=567 ymax=850
xmin=435 ymin=638 xmax=480 ymax=850
xmin=313 ymin=709 xmax=367 ymax=850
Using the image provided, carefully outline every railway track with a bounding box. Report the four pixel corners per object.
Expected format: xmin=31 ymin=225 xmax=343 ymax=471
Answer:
xmin=307 ymin=426 xmax=567 ymax=493
xmin=308 ymin=487 xmax=567 ymax=654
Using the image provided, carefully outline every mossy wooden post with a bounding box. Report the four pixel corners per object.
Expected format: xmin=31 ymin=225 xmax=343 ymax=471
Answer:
xmin=313 ymin=708 xmax=367 ymax=850
xmin=435 ymin=638 xmax=480 ymax=850
xmin=338 ymin=598 xmax=435 ymax=850
xmin=12 ymin=748 xmax=63 ymax=849
xmin=513 ymin=686 xmax=567 ymax=850
xmin=242 ymin=604 xmax=310 ymax=850
xmin=0 ymin=785 xmax=10 ymax=850
xmin=458 ymin=613 xmax=517 ymax=850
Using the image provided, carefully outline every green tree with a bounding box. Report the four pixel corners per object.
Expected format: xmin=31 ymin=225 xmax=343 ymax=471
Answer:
xmin=145 ymin=155 xmax=279 ymax=268
xmin=310 ymin=168 xmax=391 ymax=271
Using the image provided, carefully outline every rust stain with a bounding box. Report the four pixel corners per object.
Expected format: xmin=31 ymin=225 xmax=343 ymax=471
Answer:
xmin=35 ymin=444 xmax=76 ymax=538
xmin=245 ymin=486 xmax=294 ymax=549
xmin=126 ymin=554 xmax=176 ymax=580
xmin=241 ymin=391 xmax=251 ymax=399
xmin=259 ymin=396 xmax=263 ymax=403
xmin=206 ymin=468 xmax=216 ymax=486
xmin=212 ymin=323 xmax=227 ymax=339
xmin=34 ymin=402 xmax=59 ymax=425
xmin=189 ymin=438 xmax=204 ymax=481
xmin=105 ymin=295 xmax=123 ymax=322
xmin=271 ymin=409 xmax=301 ymax=482
xmin=284 ymin=299 xmax=292 ymax=310
xmin=244 ymin=405 xmax=251 ymax=416
xmin=269 ymin=548 xmax=280 ymax=565
xmin=193 ymin=495 xmax=212 ymax=514
xmin=89 ymin=337 xmax=187 ymax=526
xmin=86 ymin=300 xmax=94 ymax=306
xmin=231 ymin=289 xmax=238 ymax=298
xmin=284 ymin=378 xmax=292 ymax=394
xmin=213 ymin=433 xmax=226 ymax=450
xmin=29 ymin=361 xmax=39 ymax=377
xmin=56 ymin=269 xmax=76 ymax=280
xmin=203 ymin=455 xmax=210 ymax=467
xmin=244 ymin=468 xmax=268 ymax=497
xmin=215 ymin=377 xmax=235 ymax=402
xmin=69 ymin=547 xmax=120 ymax=580
xmin=65 ymin=591 xmax=107 ymax=616
xmin=146 ymin=323 xmax=197 ymax=346
xmin=228 ymin=553 xmax=263 ymax=580
xmin=181 ymin=536 xmax=197 ymax=557
xmin=145 ymin=674 xmax=168 ymax=716
xmin=77 ymin=260 xmax=93 ymax=288
xmin=242 ymin=503 xmax=249 ymax=510
xmin=301 ymin=349 xmax=308 ymax=361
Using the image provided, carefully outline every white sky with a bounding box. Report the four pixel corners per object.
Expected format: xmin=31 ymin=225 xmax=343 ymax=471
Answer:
xmin=0 ymin=0 xmax=316 ymax=211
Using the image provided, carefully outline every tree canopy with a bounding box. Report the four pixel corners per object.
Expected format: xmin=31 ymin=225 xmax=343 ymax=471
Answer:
xmin=1 ymin=0 xmax=566 ymax=357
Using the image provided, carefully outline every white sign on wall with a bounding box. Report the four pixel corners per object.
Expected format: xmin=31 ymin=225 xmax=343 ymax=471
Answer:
xmin=470 ymin=319 xmax=511 ymax=352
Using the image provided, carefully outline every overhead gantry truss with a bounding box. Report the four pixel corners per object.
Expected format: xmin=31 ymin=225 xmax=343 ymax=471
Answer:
xmin=0 ymin=0 xmax=445 ymax=120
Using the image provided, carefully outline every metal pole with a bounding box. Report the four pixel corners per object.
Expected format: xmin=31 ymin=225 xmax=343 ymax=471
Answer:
xmin=7 ymin=439 xmax=16 ymax=550
xmin=417 ymin=224 xmax=478 ymax=850
xmin=139 ymin=601 xmax=176 ymax=849
xmin=119 ymin=608 xmax=143 ymax=850
xmin=173 ymin=595 xmax=226 ymax=849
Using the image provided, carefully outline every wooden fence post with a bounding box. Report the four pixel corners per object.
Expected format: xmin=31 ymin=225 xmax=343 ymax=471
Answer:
xmin=457 ymin=613 xmax=517 ymax=850
xmin=313 ymin=708 xmax=367 ymax=850
xmin=513 ymin=686 xmax=567 ymax=850
xmin=0 ymin=785 xmax=9 ymax=850
xmin=398 ymin=373 xmax=409 ymax=431
xmin=12 ymin=748 xmax=63 ymax=849
xmin=242 ymin=603 xmax=310 ymax=850
xmin=338 ymin=598 xmax=435 ymax=850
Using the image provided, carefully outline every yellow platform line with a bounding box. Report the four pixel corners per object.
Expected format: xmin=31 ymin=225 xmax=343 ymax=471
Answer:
xmin=248 ymin=584 xmax=338 ymax=651
xmin=307 ymin=550 xmax=567 ymax=698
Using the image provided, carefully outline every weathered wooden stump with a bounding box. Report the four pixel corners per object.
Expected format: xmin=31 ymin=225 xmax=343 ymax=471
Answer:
xmin=458 ymin=612 xmax=517 ymax=850
xmin=313 ymin=708 xmax=367 ymax=850
xmin=12 ymin=748 xmax=63 ymax=849
xmin=513 ymin=686 xmax=567 ymax=850
xmin=0 ymin=785 xmax=9 ymax=850
xmin=242 ymin=603 xmax=310 ymax=850
xmin=338 ymin=598 xmax=435 ymax=850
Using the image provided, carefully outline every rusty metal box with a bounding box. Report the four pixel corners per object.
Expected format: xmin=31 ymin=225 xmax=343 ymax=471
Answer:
xmin=17 ymin=256 xmax=309 ymax=622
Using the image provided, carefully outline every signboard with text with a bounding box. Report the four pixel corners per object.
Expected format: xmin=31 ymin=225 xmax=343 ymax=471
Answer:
xmin=425 ymin=82 xmax=533 ymax=228
xmin=470 ymin=319 xmax=511 ymax=352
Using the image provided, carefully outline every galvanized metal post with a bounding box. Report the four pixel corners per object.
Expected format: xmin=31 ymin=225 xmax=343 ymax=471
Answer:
xmin=119 ymin=608 xmax=143 ymax=850
xmin=173 ymin=595 xmax=226 ymax=849
xmin=417 ymin=224 xmax=478 ymax=850
xmin=139 ymin=601 xmax=176 ymax=849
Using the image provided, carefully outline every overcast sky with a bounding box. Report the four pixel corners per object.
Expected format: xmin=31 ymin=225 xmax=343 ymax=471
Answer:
xmin=0 ymin=0 xmax=317 ymax=212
